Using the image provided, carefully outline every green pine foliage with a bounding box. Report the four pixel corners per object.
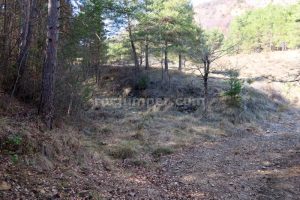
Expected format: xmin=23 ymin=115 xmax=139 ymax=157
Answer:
xmin=224 ymin=70 xmax=243 ymax=106
xmin=227 ymin=3 xmax=300 ymax=52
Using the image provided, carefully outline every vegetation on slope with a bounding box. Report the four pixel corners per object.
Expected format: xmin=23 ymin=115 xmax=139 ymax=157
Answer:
xmin=0 ymin=0 xmax=300 ymax=199
xmin=227 ymin=3 xmax=300 ymax=52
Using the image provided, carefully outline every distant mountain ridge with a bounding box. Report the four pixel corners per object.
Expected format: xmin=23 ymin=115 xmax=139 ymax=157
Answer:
xmin=193 ymin=0 xmax=298 ymax=32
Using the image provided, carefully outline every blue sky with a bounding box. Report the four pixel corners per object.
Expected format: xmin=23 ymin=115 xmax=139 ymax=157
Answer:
xmin=71 ymin=0 xmax=211 ymax=7
xmin=191 ymin=0 xmax=212 ymax=6
xmin=71 ymin=0 xmax=211 ymax=11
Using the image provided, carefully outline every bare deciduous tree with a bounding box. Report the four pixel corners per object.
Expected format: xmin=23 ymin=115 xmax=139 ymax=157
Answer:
xmin=188 ymin=30 xmax=227 ymax=115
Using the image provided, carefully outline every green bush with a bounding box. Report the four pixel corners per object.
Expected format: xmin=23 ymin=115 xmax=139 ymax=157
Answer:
xmin=7 ymin=134 xmax=22 ymax=146
xmin=1 ymin=134 xmax=23 ymax=153
xmin=10 ymin=154 xmax=19 ymax=164
xmin=136 ymin=75 xmax=149 ymax=90
xmin=0 ymin=133 xmax=24 ymax=164
xmin=224 ymin=70 xmax=243 ymax=105
xmin=152 ymin=146 xmax=173 ymax=158
xmin=225 ymin=78 xmax=242 ymax=97
xmin=107 ymin=141 xmax=139 ymax=160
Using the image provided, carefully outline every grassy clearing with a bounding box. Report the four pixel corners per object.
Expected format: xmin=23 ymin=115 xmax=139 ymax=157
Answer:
xmin=73 ymin=51 xmax=300 ymax=166
xmin=1 ymin=51 xmax=299 ymax=199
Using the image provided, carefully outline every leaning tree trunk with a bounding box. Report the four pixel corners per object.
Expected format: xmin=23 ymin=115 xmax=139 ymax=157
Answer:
xmin=127 ymin=15 xmax=139 ymax=70
xmin=39 ymin=0 xmax=60 ymax=129
xmin=11 ymin=0 xmax=36 ymax=97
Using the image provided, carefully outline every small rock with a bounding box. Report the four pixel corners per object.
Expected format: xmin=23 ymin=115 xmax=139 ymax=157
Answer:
xmin=52 ymin=193 xmax=60 ymax=199
xmin=52 ymin=188 xmax=58 ymax=193
xmin=209 ymin=182 xmax=215 ymax=187
xmin=99 ymin=142 xmax=108 ymax=146
xmin=262 ymin=161 xmax=272 ymax=167
xmin=40 ymin=189 xmax=46 ymax=194
xmin=83 ymin=128 xmax=93 ymax=136
xmin=129 ymin=191 xmax=136 ymax=197
xmin=0 ymin=181 xmax=11 ymax=191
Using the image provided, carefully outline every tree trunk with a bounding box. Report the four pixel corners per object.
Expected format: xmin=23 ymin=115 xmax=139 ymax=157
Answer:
xmin=127 ymin=15 xmax=139 ymax=70
xmin=39 ymin=0 xmax=60 ymax=129
xmin=67 ymin=93 xmax=73 ymax=116
xmin=203 ymin=75 xmax=208 ymax=116
xmin=0 ymin=0 xmax=9 ymax=74
xmin=96 ymin=66 xmax=101 ymax=85
xmin=139 ymin=54 xmax=143 ymax=67
xmin=164 ymin=41 xmax=168 ymax=72
xmin=1 ymin=0 xmax=7 ymax=66
xmin=130 ymin=36 xmax=139 ymax=69
xmin=145 ymin=40 xmax=149 ymax=70
xmin=178 ymin=52 xmax=182 ymax=71
xmin=11 ymin=0 xmax=36 ymax=96
xmin=203 ymin=59 xmax=210 ymax=116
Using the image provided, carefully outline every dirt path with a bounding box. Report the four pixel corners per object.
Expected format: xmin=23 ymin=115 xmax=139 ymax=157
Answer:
xmin=2 ymin=104 xmax=298 ymax=200
xmin=88 ymin=63 xmax=300 ymax=199
xmin=115 ymin=110 xmax=300 ymax=199
xmin=1 ymin=54 xmax=300 ymax=199
xmin=90 ymin=67 xmax=300 ymax=199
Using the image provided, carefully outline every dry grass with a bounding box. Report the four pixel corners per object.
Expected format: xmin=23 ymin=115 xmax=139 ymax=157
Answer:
xmin=2 ymin=50 xmax=299 ymax=175
xmin=79 ymin=50 xmax=300 ymax=164
xmin=0 ymin=90 xmax=93 ymax=171
xmin=0 ymin=52 xmax=299 ymax=199
xmin=152 ymin=146 xmax=174 ymax=158
xmin=217 ymin=50 xmax=300 ymax=107
xmin=106 ymin=140 xmax=140 ymax=159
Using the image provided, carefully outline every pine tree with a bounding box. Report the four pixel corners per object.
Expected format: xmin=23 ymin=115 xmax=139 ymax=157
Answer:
xmin=39 ymin=0 xmax=60 ymax=129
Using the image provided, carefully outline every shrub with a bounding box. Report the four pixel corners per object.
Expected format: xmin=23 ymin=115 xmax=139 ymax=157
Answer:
xmin=55 ymin=71 xmax=93 ymax=117
xmin=152 ymin=146 xmax=173 ymax=158
xmin=7 ymin=134 xmax=22 ymax=146
xmin=101 ymin=128 xmax=112 ymax=135
xmin=107 ymin=141 xmax=139 ymax=160
xmin=136 ymin=75 xmax=149 ymax=90
xmin=0 ymin=133 xmax=25 ymax=164
xmin=224 ymin=70 xmax=243 ymax=105
xmin=1 ymin=133 xmax=23 ymax=153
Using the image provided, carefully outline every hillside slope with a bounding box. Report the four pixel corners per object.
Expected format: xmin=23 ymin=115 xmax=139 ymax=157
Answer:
xmin=194 ymin=0 xmax=298 ymax=32
xmin=1 ymin=50 xmax=300 ymax=199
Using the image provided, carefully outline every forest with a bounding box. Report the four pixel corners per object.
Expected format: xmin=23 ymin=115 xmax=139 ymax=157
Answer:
xmin=228 ymin=3 xmax=300 ymax=52
xmin=0 ymin=0 xmax=300 ymax=199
